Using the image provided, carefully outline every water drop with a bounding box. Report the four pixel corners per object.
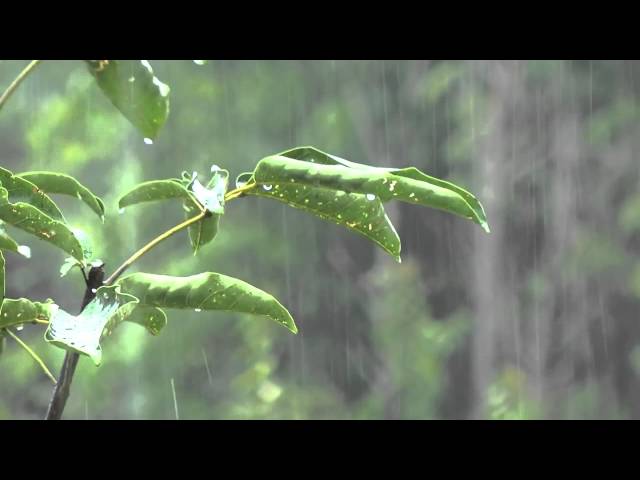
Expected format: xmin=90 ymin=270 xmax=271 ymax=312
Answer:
xmin=91 ymin=288 xmax=97 ymax=294
xmin=143 ymin=138 xmax=154 ymax=145
xmin=193 ymin=60 xmax=206 ymax=65
xmin=366 ymin=193 xmax=376 ymax=201
xmin=128 ymin=76 xmax=135 ymax=83
xmin=194 ymin=308 xmax=202 ymax=313
xmin=17 ymin=245 xmax=31 ymax=258
xmin=118 ymin=208 xmax=126 ymax=214
xmin=16 ymin=325 xmax=24 ymax=331
xmin=262 ymin=184 xmax=273 ymax=191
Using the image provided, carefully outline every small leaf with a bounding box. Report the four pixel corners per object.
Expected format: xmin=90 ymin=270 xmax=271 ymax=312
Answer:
xmin=0 ymin=225 xmax=31 ymax=258
xmin=45 ymin=285 xmax=139 ymax=365
xmin=60 ymin=257 xmax=82 ymax=278
xmin=0 ymin=167 xmax=65 ymax=222
xmin=87 ymin=60 xmax=170 ymax=140
xmin=185 ymin=201 xmax=220 ymax=254
xmin=0 ymin=297 xmax=56 ymax=329
xmin=117 ymin=272 xmax=297 ymax=334
xmin=118 ymin=180 xmax=193 ymax=210
xmin=18 ymin=171 xmax=105 ymax=220
xmin=0 ymin=186 xmax=85 ymax=261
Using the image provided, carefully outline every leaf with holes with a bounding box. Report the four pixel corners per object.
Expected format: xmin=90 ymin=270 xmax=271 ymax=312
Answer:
xmin=116 ymin=272 xmax=297 ymax=334
xmin=87 ymin=60 xmax=170 ymax=140
xmin=18 ymin=171 xmax=105 ymax=220
xmin=0 ymin=167 xmax=65 ymax=222
xmin=253 ymin=152 xmax=490 ymax=233
xmin=0 ymin=186 xmax=84 ymax=261
xmin=44 ymin=285 xmax=139 ymax=365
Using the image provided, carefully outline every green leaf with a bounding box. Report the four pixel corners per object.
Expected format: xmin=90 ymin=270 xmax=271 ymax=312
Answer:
xmin=275 ymin=146 xmax=490 ymax=232
xmin=59 ymin=256 xmax=82 ymax=277
xmin=118 ymin=180 xmax=193 ymax=210
xmin=117 ymin=272 xmax=297 ymax=334
xmin=0 ymin=224 xmax=31 ymax=258
xmin=126 ymin=305 xmax=167 ymax=336
xmin=0 ymin=186 xmax=85 ymax=261
xmin=45 ymin=285 xmax=139 ymax=366
xmin=247 ymin=182 xmax=401 ymax=262
xmin=185 ymin=201 xmax=220 ymax=255
xmin=87 ymin=60 xmax=170 ymax=140
xmin=254 ymin=152 xmax=490 ymax=233
xmin=0 ymin=297 xmax=56 ymax=329
xmin=17 ymin=171 xmax=105 ymax=220
xmin=0 ymin=167 xmax=65 ymax=222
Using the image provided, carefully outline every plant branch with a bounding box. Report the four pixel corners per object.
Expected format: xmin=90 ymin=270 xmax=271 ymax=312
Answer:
xmin=44 ymin=183 xmax=252 ymax=420
xmin=105 ymin=210 xmax=207 ymax=285
xmin=0 ymin=60 xmax=42 ymax=113
xmin=6 ymin=328 xmax=57 ymax=385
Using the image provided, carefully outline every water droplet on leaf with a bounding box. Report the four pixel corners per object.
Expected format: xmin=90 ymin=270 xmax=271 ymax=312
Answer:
xmin=262 ymin=185 xmax=273 ymax=191
xmin=143 ymin=138 xmax=154 ymax=145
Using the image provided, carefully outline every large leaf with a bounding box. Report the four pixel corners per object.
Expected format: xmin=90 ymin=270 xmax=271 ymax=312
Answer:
xmin=274 ymin=146 xmax=489 ymax=232
xmin=87 ymin=60 xmax=170 ymax=140
xmin=0 ymin=297 xmax=56 ymax=329
xmin=18 ymin=171 xmax=105 ymax=220
xmin=118 ymin=179 xmax=193 ymax=210
xmin=44 ymin=285 xmax=139 ymax=365
xmin=117 ymin=272 xmax=297 ymax=334
xmin=0 ymin=167 xmax=65 ymax=221
xmin=240 ymin=178 xmax=401 ymax=262
xmin=0 ymin=224 xmax=31 ymax=258
xmin=0 ymin=186 xmax=84 ymax=261
xmin=253 ymin=154 xmax=490 ymax=233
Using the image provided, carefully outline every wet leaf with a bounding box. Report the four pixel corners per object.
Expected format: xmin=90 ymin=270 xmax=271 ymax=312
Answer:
xmin=0 ymin=186 xmax=84 ymax=261
xmin=247 ymin=182 xmax=401 ymax=262
xmin=0 ymin=167 xmax=65 ymax=222
xmin=254 ymin=151 xmax=490 ymax=233
xmin=87 ymin=60 xmax=170 ymax=140
xmin=117 ymin=272 xmax=297 ymax=334
xmin=45 ymin=285 xmax=139 ymax=366
xmin=126 ymin=305 xmax=167 ymax=336
xmin=118 ymin=180 xmax=193 ymax=210
xmin=0 ymin=297 xmax=56 ymax=329
xmin=275 ymin=146 xmax=490 ymax=232
xmin=18 ymin=171 xmax=105 ymax=220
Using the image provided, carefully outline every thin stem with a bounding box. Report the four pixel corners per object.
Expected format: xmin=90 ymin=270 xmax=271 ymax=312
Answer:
xmin=105 ymin=210 xmax=207 ymax=286
xmin=224 ymin=182 xmax=256 ymax=202
xmin=6 ymin=328 xmax=57 ymax=385
xmin=0 ymin=60 xmax=42 ymax=113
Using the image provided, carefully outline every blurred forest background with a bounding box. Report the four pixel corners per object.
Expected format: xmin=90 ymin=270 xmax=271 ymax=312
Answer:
xmin=1 ymin=59 xmax=639 ymax=419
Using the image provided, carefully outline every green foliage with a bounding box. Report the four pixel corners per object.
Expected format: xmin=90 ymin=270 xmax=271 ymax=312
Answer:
xmin=0 ymin=185 xmax=84 ymax=261
xmin=18 ymin=171 xmax=105 ymax=220
xmin=253 ymin=149 xmax=489 ymax=234
xmin=86 ymin=60 xmax=170 ymax=140
xmin=0 ymin=297 xmax=56 ymax=329
xmin=45 ymin=285 xmax=139 ymax=365
xmin=116 ymin=272 xmax=298 ymax=334
xmin=0 ymin=166 xmax=65 ymax=221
